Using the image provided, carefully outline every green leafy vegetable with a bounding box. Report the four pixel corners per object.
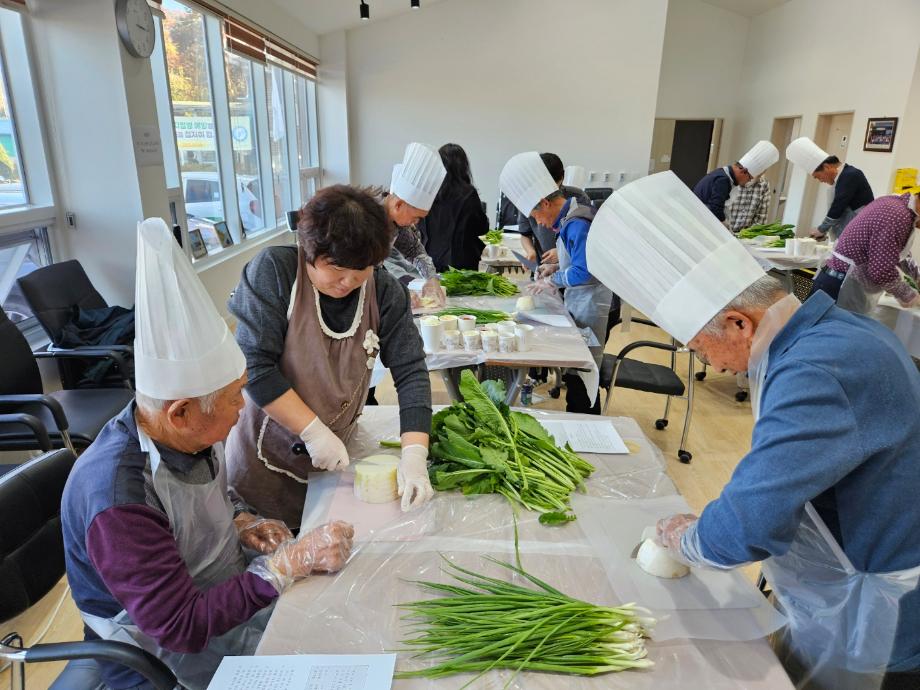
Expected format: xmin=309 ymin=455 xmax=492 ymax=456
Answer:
xmin=538 ymin=511 xmax=577 ymax=526
xmin=483 ymin=229 xmax=504 ymax=245
xmin=429 ymin=371 xmax=594 ymax=517
xmin=737 ymin=221 xmax=796 ymax=240
xmin=441 ymin=268 xmax=519 ymax=297
xmin=378 ymin=440 xmax=402 ymax=449
xmin=433 ymin=307 xmax=511 ymax=324
xmin=395 ymin=537 xmax=654 ymax=683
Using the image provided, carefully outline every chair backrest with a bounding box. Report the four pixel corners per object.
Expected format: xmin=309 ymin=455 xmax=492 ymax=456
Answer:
xmin=0 ymin=306 xmax=43 ymax=395
xmin=0 ymin=449 xmax=76 ymax=623
xmin=17 ymin=260 xmax=108 ymax=344
xmin=584 ymin=187 xmax=614 ymax=201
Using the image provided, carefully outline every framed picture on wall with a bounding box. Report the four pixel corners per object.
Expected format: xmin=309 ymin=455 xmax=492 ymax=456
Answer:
xmin=214 ymin=220 xmax=234 ymax=249
xmin=863 ymin=117 xmax=898 ymax=152
xmin=188 ymin=229 xmax=208 ymax=260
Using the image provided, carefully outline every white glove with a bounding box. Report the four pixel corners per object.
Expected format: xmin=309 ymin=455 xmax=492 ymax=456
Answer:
xmin=536 ymin=262 xmax=559 ymax=279
xmin=299 ymin=416 xmax=349 ymax=471
xmin=422 ymin=278 xmax=447 ymax=308
xmin=397 ymin=444 xmax=434 ymax=512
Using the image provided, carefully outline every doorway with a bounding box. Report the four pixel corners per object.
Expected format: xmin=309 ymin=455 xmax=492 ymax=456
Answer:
xmin=649 ymin=118 xmax=723 ymax=188
xmin=767 ymin=116 xmax=802 ymax=221
xmin=799 ymin=111 xmax=854 ymax=231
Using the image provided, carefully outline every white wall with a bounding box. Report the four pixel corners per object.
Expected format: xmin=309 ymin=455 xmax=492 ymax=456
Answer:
xmin=730 ymin=0 xmax=920 ymax=226
xmin=655 ymin=0 xmax=750 ymax=166
xmin=221 ymin=0 xmax=319 ymax=58
xmin=342 ymin=0 xmax=669 ymax=213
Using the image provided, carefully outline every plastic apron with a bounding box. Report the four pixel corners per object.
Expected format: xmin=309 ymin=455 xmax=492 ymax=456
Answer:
xmin=81 ymin=424 xmax=273 ymax=690
xmin=834 ymin=228 xmax=916 ymax=316
xmin=748 ymin=295 xmax=920 ymax=689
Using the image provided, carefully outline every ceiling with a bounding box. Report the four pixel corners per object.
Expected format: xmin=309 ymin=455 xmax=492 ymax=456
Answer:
xmin=698 ymin=0 xmax=791 ymax=17
xmin=272 ymin=0 xmax=444 ymax=36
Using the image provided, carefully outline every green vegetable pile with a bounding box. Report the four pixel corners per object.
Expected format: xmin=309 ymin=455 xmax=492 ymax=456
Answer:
xmin=441 ymin=268 xmax=519 ymax=297
xmin=764 ymin=237 xmax=787 ymax=248
xmin=483 ymin=229 xmax=504 ymax=245
xmin=396 ymin=534 xmax=654 ymax=683
xmin=429 ymin=371 xmax=594 ymax=517
xmin=434 ymin=307 xmax=511 ymax=324
xmin=737 ymin=221 xmax=795 ymax=239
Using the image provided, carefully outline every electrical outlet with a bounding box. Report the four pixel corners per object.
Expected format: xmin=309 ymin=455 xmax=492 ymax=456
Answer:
xmin=65 ymin=212 xmax=76 ymax=229
xmin=602 ymin=171 xmax=610 ymax=182
xmin=619 ymin=171 xmax=626 ymax=182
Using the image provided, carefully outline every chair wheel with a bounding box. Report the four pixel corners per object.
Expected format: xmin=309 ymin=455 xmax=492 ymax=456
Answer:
xmin=549 ymin=387 xmax=561 ymax=399
xmin=735 ymin=391 xmax=749 ymax=402
xmin=678 ymin=450 xmax=692 ymax=464
xmin=655 ymin=419 xmax=668 ymax=430
xmin=695 ymin=371 xmax=707 ymax=381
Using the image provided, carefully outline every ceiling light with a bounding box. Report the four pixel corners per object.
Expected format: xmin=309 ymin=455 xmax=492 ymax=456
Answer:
xmin=411 ymin=0 xmax=420 ymax=7
xmin=360 ymin=2 xmax=369 ymax=20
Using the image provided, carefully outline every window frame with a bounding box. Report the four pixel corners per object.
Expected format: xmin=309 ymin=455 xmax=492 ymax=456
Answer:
xmin=154 ymin=0 xmax=320 ymax=266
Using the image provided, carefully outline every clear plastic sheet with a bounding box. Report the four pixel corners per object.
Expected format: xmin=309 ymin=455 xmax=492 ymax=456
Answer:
xmin=875 ymin=295 xmax=920 ymax=358
xmin=258 ymin=407 xmax=793 ymax=688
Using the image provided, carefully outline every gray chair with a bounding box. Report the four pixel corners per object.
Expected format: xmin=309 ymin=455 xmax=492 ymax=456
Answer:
xmin=599 ymin=318 xmax=695 ymax=463
xmin=0 ymin=449 xmax=178 ymax=690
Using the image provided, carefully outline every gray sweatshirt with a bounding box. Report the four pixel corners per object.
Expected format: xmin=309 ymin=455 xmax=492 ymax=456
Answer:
xmin=229 ymin=246 xmax=432 ymax=434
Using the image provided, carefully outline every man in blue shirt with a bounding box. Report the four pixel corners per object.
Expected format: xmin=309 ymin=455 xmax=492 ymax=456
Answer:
xmin=588 ymin=171 xmax=920 ymax=690
xmin=500 ymin=152 xmax=612 ymax=414
xmin=693 ymin=140 xmax=779 ymax=223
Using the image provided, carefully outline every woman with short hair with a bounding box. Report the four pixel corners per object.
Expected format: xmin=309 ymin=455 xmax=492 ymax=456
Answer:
xmin=225 ymin=185 xmax=433 ymax=527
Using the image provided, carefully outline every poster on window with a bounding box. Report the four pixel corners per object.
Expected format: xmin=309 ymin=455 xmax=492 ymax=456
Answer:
xmin=863 ymin=117 xmax=898 ymax=152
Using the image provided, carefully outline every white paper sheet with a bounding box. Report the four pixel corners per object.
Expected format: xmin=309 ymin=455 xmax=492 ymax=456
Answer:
xmin=542 ymin=419 xmax=630 ymax=454
xmin=207 ymin=654 xmax=397 ymax=690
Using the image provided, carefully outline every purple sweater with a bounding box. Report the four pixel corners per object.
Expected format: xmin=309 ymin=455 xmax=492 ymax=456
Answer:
xmin=62 ymin=403 xmax=278 ymax=688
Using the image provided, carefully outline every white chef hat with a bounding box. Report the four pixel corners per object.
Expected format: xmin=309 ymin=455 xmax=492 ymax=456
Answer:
xmin=586 ymin=171 xmax=766 ymax=344
xmin=134 ymin=218 xmax=246 ymax=400
xmin=562 ymin=165 xmax=588 ymax=189
xmin=786 ymin=137 xmax=830 ymax=173
xmin=738 ymin=140 xmax=779 ymax=177
xmin=500 ymin=152 xmax=559 ymax=215
xmin=389 ymin=143 xmax=446 ymax=211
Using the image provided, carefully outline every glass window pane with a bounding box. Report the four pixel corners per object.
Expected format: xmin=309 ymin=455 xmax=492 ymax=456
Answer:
xmin=294 ymin=76 xmax=312 ymax=203
xmin=0 ymin=230 xmax=49 ymax=324
xmin=162 ymin=0 xmax=224 ymax=251
xmin=0 ymin=52 xmax=26 ymax=208
xmin=265 ymin=64 xmax=291 ymax=225
xmin=225 ymin=52 xmax=264 ymax=235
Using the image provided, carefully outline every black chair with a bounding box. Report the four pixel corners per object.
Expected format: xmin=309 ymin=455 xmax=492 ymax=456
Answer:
xmin=584 ymin=187 xmax=614 ymax=202
xmin=600 ymin=318 xmax=695 ymax=463
xmin=0 ymin=449 xmax=178 ymax=690
xmin=16 ymin=260 xmax=133 ymax=390
xmin=0 ymin=306 xmax=134 ymax=454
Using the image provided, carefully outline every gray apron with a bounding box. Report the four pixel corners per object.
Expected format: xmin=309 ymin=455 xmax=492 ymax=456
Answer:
xmin=226 ymin=246 xmax=380 ymax=527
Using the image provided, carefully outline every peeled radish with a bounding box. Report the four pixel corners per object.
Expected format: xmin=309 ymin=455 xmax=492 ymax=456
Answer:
xmin=354 ymin=455 xmax=399 ymax=504
xmin=636 ymin=539 xmax=690 ymax=578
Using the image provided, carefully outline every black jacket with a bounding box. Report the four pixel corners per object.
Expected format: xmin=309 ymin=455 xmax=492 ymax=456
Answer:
xmin=418 ymin=182 xmax=488 ymax=271
xmin=692 ymin=166 xmax=737 ymax=222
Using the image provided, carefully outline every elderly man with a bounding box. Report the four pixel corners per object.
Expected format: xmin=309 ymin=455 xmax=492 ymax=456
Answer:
xmin=62 ymin=218 xmax=354 ymax=690
xmin=588 ymin=172 xmax=920 ymax=690
xmin=787 ymin=137 xmax=874 ymax=240
xmin=692 ymin=140 xmax=779 ymax=224
xmin=501 ymin=151 xmax=612 ymax=414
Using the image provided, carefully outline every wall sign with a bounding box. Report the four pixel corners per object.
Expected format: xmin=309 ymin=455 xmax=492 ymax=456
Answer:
xmin=863 ymin=117 xmax=898 ymax=152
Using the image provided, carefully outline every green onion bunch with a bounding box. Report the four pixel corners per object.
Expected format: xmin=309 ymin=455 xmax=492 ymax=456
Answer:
xmin=441 ymin=268 xmax=519 ymax=297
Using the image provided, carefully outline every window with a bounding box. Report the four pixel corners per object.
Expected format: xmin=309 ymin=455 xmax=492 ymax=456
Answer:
xmin=154 ymin=1 xmax=319 ymax=263
xmin=0 ymin=228 xmax=51 ymax=325
xmin=0 ymin=6 xmax=57 ymax=334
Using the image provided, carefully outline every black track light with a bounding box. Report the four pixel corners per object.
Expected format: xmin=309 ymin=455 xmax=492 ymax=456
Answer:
xmin=411 ymin=0 xmax=420 ymax=8
xmin=360 ymin=2 xmax=369 ymax=20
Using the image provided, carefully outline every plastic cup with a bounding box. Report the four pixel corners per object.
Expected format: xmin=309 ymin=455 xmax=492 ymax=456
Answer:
xmin=439 ymin=314 xmax=459 ymax=327
xmin=499 ymin=334 xmax=516 ymax=353
xmin=784 ymin=239 xmax=795 ymax=256
xmin=419 ymin=317 xmax=443 ymax=353
xmin=457 ymin=315 xmax=477 ymax=331
xmin=442 ymin=329 xmax=461 ymax=351
xmin=514 ymin=324 xmax=534 ymax=352
xmin=481 ymin=330 xmax=499 ymax=353
xmin=497 ymin=320 xmax=517 ymax=335
xmin=484 ymin=245 xmax=499 ymax=259
xmin=462 ymin=330 xmax=481 ymax=351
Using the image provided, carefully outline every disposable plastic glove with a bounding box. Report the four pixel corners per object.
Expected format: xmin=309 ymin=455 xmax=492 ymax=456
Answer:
xmin=300 ymin=416 xmax=349 ymax=471
xmin=421 ymin=278 xmax=447 ymax=308
xmin=235 ymin=513 xmax=294 ymax=555
xmin=897 ymin=291 xmax=920 ymax=309
xmin=536 ymin=262 xmax=559 ymax=279
xmin=397 ymin=444 xmax=434 ymax=512
xmin=251 ymin=520 xmax=355 ymax=594
xmin=809 ymin=228 xmax=827 ymax=241
xmin=655 ymin=513 xmax=698 ymax=553
xmin=524 ymin=279 xmax=559 ymax=297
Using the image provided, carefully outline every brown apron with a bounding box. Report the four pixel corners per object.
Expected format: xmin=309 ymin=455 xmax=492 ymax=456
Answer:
xmin=226 ymin=247 xmax=380 ymax=527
